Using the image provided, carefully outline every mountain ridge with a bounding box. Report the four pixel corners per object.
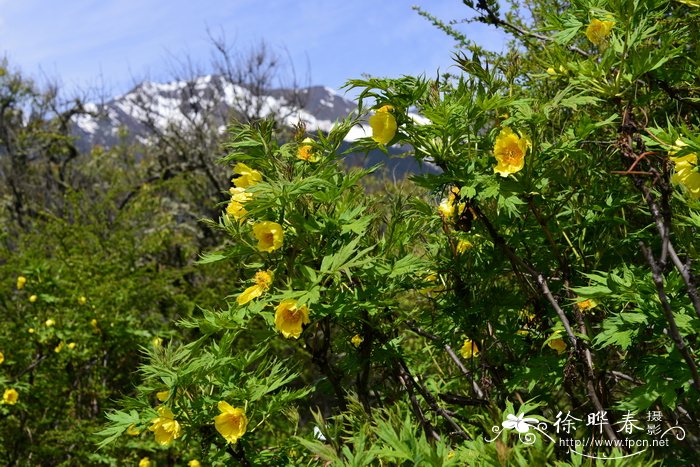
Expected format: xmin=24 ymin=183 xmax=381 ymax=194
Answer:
xmin=71 ymin=74 xmax=437 ymax=176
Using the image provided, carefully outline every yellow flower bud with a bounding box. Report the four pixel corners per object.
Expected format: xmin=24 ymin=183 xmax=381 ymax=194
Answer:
xmin=369 ymin=105 xmax=397 ymax=145
xmin=460 ymin=339 xmax=479 ymax=359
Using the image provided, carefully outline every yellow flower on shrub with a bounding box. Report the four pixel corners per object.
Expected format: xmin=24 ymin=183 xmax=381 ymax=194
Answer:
xmin=456 ymin=239 xmax=474 ymax=254
xmin=188 ymin=460 xmax=202 ymax=467
xmin=16 ymin=276 xmax=27 ymax=290
xmin=548 ymin=333 xmax=567 ymax=354
xmin=54 ymin=342 xmax=64 ymax=353
xmin=90 ymin=319 xmax=101 ymax=334
xmin=670 ymin=153 xmax=700 ymax=199
xmin=78 ymin=296 xmax=87 ymax=305
xmin=139 ymin=457 xmax=152 ymax=467
xmin=0 ymin=352 xmax=4 ymax=364
xmin=226 ymin=187 xmax=252 ymax=222
xmin=214 ymin=401 xmax=248 ymax=444
xmin=369 ymin=105 xmax=397 ymax=145
xmin=493 ymin=127 xmax=531 ymax=177
xmin=438 ymin=187 xmax=465 ymax=220
xmin=460 ymin=338 xmax=479 ymax=359
xmin=351 ymin=334 xmax=363 ymax=348
xmin=252 ymin=221 xmax=284 ymax=252
xmin=577 ymin=298 xmax=598 ymax=312
xmin=232 ymin=162 xmax=262 ymax=188
xmin=275 ymin=299 xmax=310 ymax=339
xmin=45 ymin=319 xmax=55 ymax=327
xmin=297 ymin=137 xmax=319 ymax=162
xmin=29 ymin=295 xmax=38 ymax=303
xmin=67 ymin=342 xmax=77 ymax=350
xmin=585 ymin=19 xmax=615 ymax=46
xmin=237 ymin=270 xmax=273 ymax=305
xmin=3 ymin=388 xmax=19 ymax=405
xmin=149 ymin=406 xmax=182 ymax=445
xmin=156 ymin=390 xmax=170 ymax=402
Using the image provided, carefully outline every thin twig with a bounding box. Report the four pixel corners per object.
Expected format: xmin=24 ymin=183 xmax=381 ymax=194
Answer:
xmin=397 ymin=370 xmax=441 ymax=442
xmin=406 ymin=322 xmax=486 ymax=399
xmin=640 ymin=243 xmax=700 ymax=391
xmin=398 ymin=358 xmax=470 ymax=440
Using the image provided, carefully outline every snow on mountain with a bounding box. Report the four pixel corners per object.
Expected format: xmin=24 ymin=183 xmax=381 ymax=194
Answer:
xmin=72 ymin=75 xmax=361 ymax=148
xmin=71 ymin=75 xmax=438 ymax=176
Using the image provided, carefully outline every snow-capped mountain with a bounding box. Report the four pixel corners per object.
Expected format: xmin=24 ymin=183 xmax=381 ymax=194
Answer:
xmin=72 ymin=75 xmax=360 ymax=147
xmin=71 ymin=75 xmax=436 ymax=175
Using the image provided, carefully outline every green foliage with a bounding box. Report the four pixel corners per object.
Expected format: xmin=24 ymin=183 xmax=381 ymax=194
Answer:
xmin=4 ymin=0 xmax=700 ymax=465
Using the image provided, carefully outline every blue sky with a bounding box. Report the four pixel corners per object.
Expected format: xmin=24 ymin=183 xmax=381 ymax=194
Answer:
xmin=0 ymin=0 xmax=508 ymax=98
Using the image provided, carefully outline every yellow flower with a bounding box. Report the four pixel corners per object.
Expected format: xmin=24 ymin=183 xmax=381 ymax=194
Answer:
xmin=369 ymin=105 xmax=397 ymax=145
xmin=54 ymin=342 xmax=64 ymax=353
xmin=548 ymin=333 xmax=567 ymax=354
xmin=139 ymin=457 xmax=152 ymax=467
xmin=493 ymin=127 xmax=530 ymax=177
xmin=226 ymin=187 xmax=252 ymax=222
xmin=0 ymin=352 xmax=3 ymax=364
xmin=438 ymin=187 xmax=465 ymax=220
xmin=67 ymin=342 xmax=77 ymax=350
xmin=29 ymin=295 xmax=38 ymax=303
xmin=156 ymin=390 xmax=170 ymax=402
xmin=274 ymin=299 xmax=310 ymax=339
xmin=45 ymin=319 xmax=55 ymax=327
xmin=78 ymin=296 xmax=87 ymax=305
xmin=577 ymin=298 xmax=598 ymax=312
xmin=456 ymin=239 xmax=474 ymax=254
xmin=188 ymin=461 xmax=202 ymax=467
xmin=351 ymin=334 xmax=363 ymax=348
xmin=546 ymin=67 xmax=556 ymax=75
xmin=16 ymin=276 xmax=27 ymax=290
xmin=149 ymin=405 xmax=182 ymax=446
xmin=2 ymin=388 xmax=19 ymax=405
xmin=237 ymin=271 xmax=273 ymax=305
xmin=28 ymin=328 xmax=35 ymax=334
xmin=252 ymin=221 xmax=284 ymax=252
xmin=126 ymin=424 xmax=141 ymax=436
xmin=90 ymin=319 xmax=101 ymax=334
xmin=297 ymin=137 xmax=319 ymax=162
xmin=214 ymin=401 xmax=248 ymax=444
xmin=460 ymin=338 xmax=479 ymax=359
xmin=671 ymin=153 xmax=700 ymax=199
xmin=585 ymin=19 xmax=615 ymax=46
xmin=232 ymin=162 xmax=262 ymax=188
